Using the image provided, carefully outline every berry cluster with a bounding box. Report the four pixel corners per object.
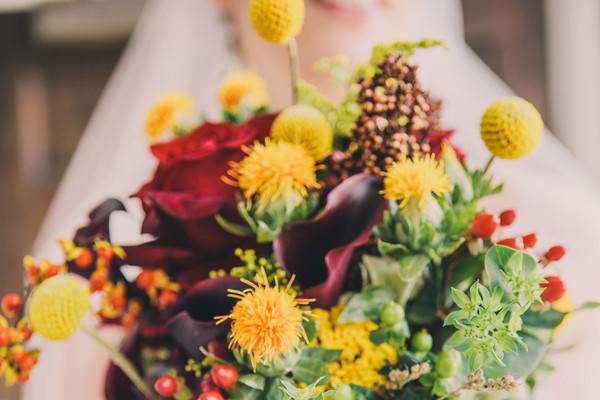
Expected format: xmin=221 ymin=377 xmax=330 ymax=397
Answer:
xmin=470 ymin=209 xmax=567 ymax=305
xmin=0 ymin=294 xmax=38 ymax=385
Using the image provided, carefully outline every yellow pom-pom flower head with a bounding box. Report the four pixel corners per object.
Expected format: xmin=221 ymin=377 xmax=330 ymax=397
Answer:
xmin=145 ymin=93 xmax=194 ymax=139
xmin=480 ymin=97 xmax=544 ymax=159
xmin=219 ymin=71 xmax=270 ymax=114
xmin=249 ymin=0 xmax=305 ymax=44
xmin=225 ymin=139 xmax=320 ymax=211
xmin=271 ymin=104 xmax=333 ymax=161
xmin=28 ymin=274 xmax=90 ymax=341
xmin=382 ymin=154 xmax=452 ymax=209
xmin=216 ymin=271 xmax=314 ymax=370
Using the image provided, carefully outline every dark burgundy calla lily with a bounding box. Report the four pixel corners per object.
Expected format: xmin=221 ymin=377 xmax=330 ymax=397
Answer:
xmin=167 ymin=276 xmax=245 ymax=359
xmin=274 ymin=173 xmax=386 ymax=308
xmin=73 ymin=198 xmax=126 ymax=246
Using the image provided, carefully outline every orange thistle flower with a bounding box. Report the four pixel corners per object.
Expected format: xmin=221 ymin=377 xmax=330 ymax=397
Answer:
xmin=215 ymin=270 xmax=313 ymax=370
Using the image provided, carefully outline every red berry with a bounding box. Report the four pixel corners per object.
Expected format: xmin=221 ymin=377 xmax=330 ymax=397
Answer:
xmin=0 ymin=328 xmax=11 ymax=347
xmin=136 ymin=270 xmax=155 ymax=290
xmin=74 ymin=249 xmax=93 ymax=269
xmin=522 ymin=233 xmax=538 ymax=249
xmin=159 ymin=290 xmax=178 ymax=308
xmin=499 ymin=209 xmax=516 ymax=226
xmin=154 ymin=375 xmax=179 ymax=397
xmin=19 ymin=354 xmax=37 ymax=371
xmin=20 ymin=325 xmax=32 ymax=342
xmin=1 ymin=293 xmax=23 ymax=318
xmin=10 ymin=347 xmax=25 ymax=363
xmin=497 ymin=237 xmax=523 ymax=250
xmin=200 ymin=376 xmax=218 ymax=393
xmin=45 ymin=264 xmax=60 ymax=277
xmin=211 ymin=364 xmax=238 ymax=390
xmin=89 ymin=273 xmax=108 ymax=292
xmin=110 ymin=295 xmax=127 ymax=310
xmin=541 ymin=276 xmax=566 ymax=303
xmin=471 ymin=213 xmax=498 ymax=239
xmin=198 ymin=390 xmax=224 ymax=400
xmin=97 ymin=247 xmax=114 ymax=260
xmin=545 ymin=246 xmax=566 ymax=262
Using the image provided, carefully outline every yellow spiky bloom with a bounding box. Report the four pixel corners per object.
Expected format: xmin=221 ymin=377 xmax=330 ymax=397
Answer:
xmin=219 ymin=71 xmax=270 ymax=113
xmin=249 ymin=0 xmax=305 ymax=44
xmin=145 ymin=93 xmax=194 ymax=139
xmin=28 ymin=274 xmax=90 ymax=341
xmin=311 ymin=306 xmax=397 ymax=390
xmin=215 ymin=271 xmax=314 ymax=370
xmin=480 ymin=97 xmax=544 ymax=159
xmin=225 ymin=139 xmax=320 ymax=210
xmin=271 ymin=104 xmax=333 ymax=161
xmin=382 ymin=154 xmax=452 ymax=208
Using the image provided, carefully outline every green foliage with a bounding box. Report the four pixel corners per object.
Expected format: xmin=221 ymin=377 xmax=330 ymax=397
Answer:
xmin=279 ymin=377 xmax=329 ymax=400
xmin=444 ymin=283 xmax=526 ymax=372
xmin=338 ymin=286 xmax=396 ymax=323
xmin=522 ymin=309 xmax=566 ymax=330
xmin=485 ymin=246 xmax=545 ymax=308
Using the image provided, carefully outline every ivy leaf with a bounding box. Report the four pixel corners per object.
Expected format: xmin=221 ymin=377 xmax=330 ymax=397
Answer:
xmin=484 ymin=332 xmax=547 ymax=379
xmin=522 ymin=309 xmax=567 ymax=329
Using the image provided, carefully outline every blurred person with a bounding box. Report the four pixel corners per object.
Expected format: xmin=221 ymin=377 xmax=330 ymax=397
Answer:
xmin=26 ymin=1 xmax=600 ymax=399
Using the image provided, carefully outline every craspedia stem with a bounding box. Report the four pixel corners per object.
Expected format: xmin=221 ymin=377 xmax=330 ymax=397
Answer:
xmin=482 ymin=155 xmax=496 ymax=176
xmin=81 ymin=324 xmax=157 ymax=400
xmin=288 ymin=37 xmax=300 ymax=104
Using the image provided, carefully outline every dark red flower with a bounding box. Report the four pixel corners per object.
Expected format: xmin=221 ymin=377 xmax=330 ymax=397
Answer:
xmin=423 ymin=130 xmax=465 ymax=163
xmin=274 ymin=173 xmax=386 ymax=308
xmin=541 ymin=276 xmax=566 ymax=303
xmin=132 ymin=113 xmax=277 ymax=263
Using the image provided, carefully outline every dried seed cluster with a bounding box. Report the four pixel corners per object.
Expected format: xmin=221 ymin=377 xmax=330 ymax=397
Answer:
xmin=379 ymin=362 xmax=431 ymax=398
xmin=330 ymin=52 xmax=441 ymax=179
xmin=463 ymin=368 xmax=519 ymax=392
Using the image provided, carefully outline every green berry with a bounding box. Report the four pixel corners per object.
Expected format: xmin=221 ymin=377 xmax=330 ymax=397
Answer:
xmin=331 ymin=384 xmax=354 ymax=400
xmin=435 ymin=349 xmax=462 ymax=378
xmin=411 ymin=330 xmax=433 ymax=353
xmin=380 ymin=301 xmax=405 ymax=326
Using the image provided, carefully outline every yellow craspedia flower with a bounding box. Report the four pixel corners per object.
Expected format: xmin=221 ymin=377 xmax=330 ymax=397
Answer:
xmin=225 ymin=139 xmax=320 ymax=210
xmin=271 ymin=104 xmax=333 ymax=161
xmin=219 ymin=71 xmax=270 ymax=113
xmin=28 ymin=274 xmax=90 ymax=341
xmin=311 ymin=306 xmax=397 ymax=390
xmin=145 ymin=93 xmax=193 ymax=139
xmin=382 ymin=154 xmax=452 ymax=208
xmin=480 ymin=97 xmax=544 ymax=159
xmin=216 ymin=272 xmax=313 ymax=370
xmin=249 ymin=0 xmax=305 ymax=44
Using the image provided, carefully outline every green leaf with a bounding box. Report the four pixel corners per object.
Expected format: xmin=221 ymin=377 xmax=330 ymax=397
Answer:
xmin=449 ymin=254 xmax=485 ymax=291
xmin=369 ymin=321 xmax=410 ymax=345
xmin=291 ymin=354 xmax=331 ymax=384
xmin=238 ymin=374 xmax=266 ymax=391
xmin=349 ymin=384 xmax=379 ymax=400
xmin=397 ymin=254 xmax=430 ymax=280
xmin=279 ymin=376 xmax=326 ymax=400
xmin=522 ymin=309 xmax=567 ymax=329
xmin=230 ymin=383 xmax=262 ymax=400
xmin=377 ymin=240 xmax=409 ymax=258
xmin=484 ymin=332 xmax=547 ymax=379
xmin=338 ymin=286 xmax=395 ymax=323
xmin=576 ymin=301 xmax=600 ymax=311
xmin=299 ymin=348 xmax=341 ymax=363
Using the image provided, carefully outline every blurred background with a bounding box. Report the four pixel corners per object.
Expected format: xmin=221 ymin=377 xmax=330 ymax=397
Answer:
xmin=0 ymin=0 xmax=598 ymax=398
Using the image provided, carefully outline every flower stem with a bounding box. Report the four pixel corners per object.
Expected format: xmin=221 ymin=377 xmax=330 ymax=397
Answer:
xmin=287 ymin=37 xmax=300 ymax=104
xmin=482 ymin=155 xmax=496 ymax=176
xmin=81 ymin=324 xmax=157 ymax=400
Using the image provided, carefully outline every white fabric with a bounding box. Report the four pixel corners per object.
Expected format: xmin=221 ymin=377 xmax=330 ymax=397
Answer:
xmin=27 ymin=0 xmax=600 ymax=399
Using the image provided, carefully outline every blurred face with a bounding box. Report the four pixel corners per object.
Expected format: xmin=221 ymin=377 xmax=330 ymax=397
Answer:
xmin=221 ymin=0 xmax=458 ymax=106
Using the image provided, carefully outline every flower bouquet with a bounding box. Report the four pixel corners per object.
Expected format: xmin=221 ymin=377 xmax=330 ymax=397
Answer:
xmin=1 ymin=1 xmax=595 ymax=399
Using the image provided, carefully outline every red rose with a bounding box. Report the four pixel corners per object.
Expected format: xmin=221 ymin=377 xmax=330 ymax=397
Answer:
xmin=132 ymin=113 xmax=277 ymax=262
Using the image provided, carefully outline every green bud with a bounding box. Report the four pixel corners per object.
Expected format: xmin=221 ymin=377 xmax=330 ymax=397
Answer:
xmin=380 ymin=301 xmax=405 ymax=326
xmin=411 ymin=330 xmax=433 ymax=353
xmin=435 ymin=349 xmax=462 ymax=378
xmin=330 ymin=384 xmax=354 ymax=400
